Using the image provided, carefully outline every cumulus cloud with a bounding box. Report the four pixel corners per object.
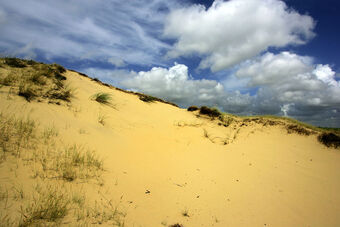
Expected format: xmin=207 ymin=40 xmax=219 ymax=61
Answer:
xmin=236 ymin=52 xmax=340 ymax=125
xmin=164 ymin=0 xmax=315 ymax=72
xmin=0 ymin=0 xmax=176 ymax=66
xmin=121 ymin=63 xmax=251 ymax=113
xmin=119 ymin=52 xmax=339 ymax=126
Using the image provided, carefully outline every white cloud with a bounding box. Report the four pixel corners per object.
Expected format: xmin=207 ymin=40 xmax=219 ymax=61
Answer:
xmin=121 ymin=63 xmax=251 ymax=112
xmin=235 ymin=51 xmax=340 ymax=120
xmin=120 ymin=53 xmax=340 ymax=126
xmin=164 ymin=0 xmax=315 ymax=71
xmin=0 ymin=0 xmax=176 ymax=66
xmin=108 ymin=57 xmax=126 ymax=68
xmin=313 ymin=64 xmax=339 ymax=86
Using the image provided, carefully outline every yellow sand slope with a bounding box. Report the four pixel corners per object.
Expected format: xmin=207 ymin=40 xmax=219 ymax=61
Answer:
xmin=0 ymin=64 xmax=339 ymax=226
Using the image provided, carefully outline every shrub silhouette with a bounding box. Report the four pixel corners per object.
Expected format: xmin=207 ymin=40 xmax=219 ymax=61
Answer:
xmin=187 ymin=106 xmax=199 ymax=111
xmin=4 ymin=58 xmax=27 ymax=68
xmin=318 ymin=132 xmax=340 ymax=148
xmin=199 ymin=106 xmax=221 ymax=118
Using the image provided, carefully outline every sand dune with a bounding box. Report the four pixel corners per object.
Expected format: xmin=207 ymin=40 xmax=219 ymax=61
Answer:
xmin=0 ymin=58 xmax=339 ymax=226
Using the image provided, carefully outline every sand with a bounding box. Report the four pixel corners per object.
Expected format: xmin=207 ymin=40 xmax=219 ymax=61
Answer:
xmin=0 ymin=69 xmax=339 ymax=226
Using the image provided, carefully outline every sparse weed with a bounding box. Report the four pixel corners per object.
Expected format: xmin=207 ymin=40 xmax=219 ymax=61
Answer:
xmin=12 ymin=184 xmax=25 ymax=200
xmin=181 ymin=209 xmax=190 ymax=217
xmin=98 ymin=113 xmax=107 ymax=126
xmin=72 ymin=193 xmax=85 ymax=208
xmin=0 ymin=113 xmax=36 ymax=159
xmin=0 ymin=186 xmax=9 ymax=202
xmin=19 ymin=185 xmax=70 ymax=226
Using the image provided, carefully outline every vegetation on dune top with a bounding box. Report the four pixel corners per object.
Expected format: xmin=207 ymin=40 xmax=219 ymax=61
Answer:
xmin=187 ymin=105 xmax=339 ymax=148
xmin=0 ymin=57 xmax=72 ymax=103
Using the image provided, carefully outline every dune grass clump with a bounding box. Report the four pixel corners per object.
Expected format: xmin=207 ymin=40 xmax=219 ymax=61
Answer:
xmin=139 ymin=94 xmax=158 ymax=103
xmin=318 ymin=132 xmax=340 ymax=148
xmin=49 ymin=85 xmax=74 ymax=102
xmin=187 ymin=106 xmax=199 ymax=111
xmin=0 ymin=57 xmax=72 ymax=103
xmin=19 ymin=185 xmax=70 ymax=226
xmin=169 ymin=224 xmax=183 ymax=227
xmin=92 ymin=92 xmax=112 ymax=105
xmin=3 ymin=57 xmax=27 ymax=68
xmin=199 ymin=106 xmax=222 ymax=118
xmin=18 ymin=84 xmax=37 ymax=102
xmin=286 ymin=124 xmax=312 ymax=136
xmin=0 ymin=113 xmax=36 ymax=160
xmin=36 ymin=145 xmax=104 ymax=182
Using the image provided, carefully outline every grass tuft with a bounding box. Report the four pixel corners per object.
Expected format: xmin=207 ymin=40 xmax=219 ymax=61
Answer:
xmin=92 ymin=92 xmax=112 ymax=105
xmin=286 ymin=124 xmax=312 ymax=136
xmin=18 ymin=84 xmax=37 ymax=102
xmin=139 ymin=94 xmax=158 ymax=103
xmin=19 ymin=185 xmax=69 ymax=226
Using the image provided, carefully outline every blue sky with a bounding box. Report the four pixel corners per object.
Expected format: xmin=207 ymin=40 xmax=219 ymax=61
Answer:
xmin=0 ymin=0 xmax=339 ymax=127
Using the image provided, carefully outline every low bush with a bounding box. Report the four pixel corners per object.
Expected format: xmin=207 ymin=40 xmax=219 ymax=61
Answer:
xmin=318 ymin=132 xmax=340 ymax=148
xmin=187 ymin=106 xmax=199 ymax=111
xmin=286 ymin=124 xmax=312 ymax=136
xmin=139 ymin=94 xmax=158 ymax=103
xmin=4 ymin=58 xmax=27 ymax=68
xmin=199 ymin=106 xmax=222 ymax=118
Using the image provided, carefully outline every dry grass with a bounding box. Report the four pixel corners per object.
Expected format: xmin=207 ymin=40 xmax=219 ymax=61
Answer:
xmin=19 ymin=185 xmax=70 ymax=226
xmin=0 ymin=113 xmax=36 ymax=160
xmin=0 ymin=113 xmax=125 ymax=226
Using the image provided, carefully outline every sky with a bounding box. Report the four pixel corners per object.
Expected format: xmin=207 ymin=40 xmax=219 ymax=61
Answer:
xmin=0 ymin=0 xmax=339 ymax=127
